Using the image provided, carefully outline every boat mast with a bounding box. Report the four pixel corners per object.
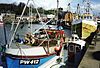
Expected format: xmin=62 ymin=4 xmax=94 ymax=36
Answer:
xmin=83 ymin=0 xmax=91 ymax=14
xmin=30 ymin=4 xmax=33 ymax=33
xmin=31 ymin=0 xmax=41 ymax=21
xmin=67 ymin=3 xmax=71 ymax=12
xmin=74 ymin=4 xmax=80 ymax=33
xmin=76 ymin=4 xmax=80 ymax=17
xmin=3 ymin=21 xmax=7 ymax=46
xmin=57 ymin=0 xmax=59 ymax=20
xmin=29 ymin=4 xmax=31 ymax=28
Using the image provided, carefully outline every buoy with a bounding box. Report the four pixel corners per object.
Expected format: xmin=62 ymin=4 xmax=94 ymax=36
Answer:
xmin=55 ymin=46 xmax=60 ymax=51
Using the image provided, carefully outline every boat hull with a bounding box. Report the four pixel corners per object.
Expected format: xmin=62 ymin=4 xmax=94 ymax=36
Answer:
xmin=6 ymin=54 xmax=56 ymax=68
xmin=72 ymin=20 xmax=97 ymax=39
xmin=82 ymin=22 xmax=97 ymax=39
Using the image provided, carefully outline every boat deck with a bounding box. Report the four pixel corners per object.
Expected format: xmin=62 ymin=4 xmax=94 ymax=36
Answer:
xmin=78 ymin=32 xmax=100 ymax=68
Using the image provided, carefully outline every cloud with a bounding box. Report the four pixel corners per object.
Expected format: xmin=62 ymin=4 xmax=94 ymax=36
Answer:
xmin=91 ymin=4 xmax=100 ymax=10
xmin=0 ymin=0 xmax=100 ymax=14
xmin=0 ymin=0 xmax=16 ymax=3
xmin=16 ymin=0 xmax=74 ymax=10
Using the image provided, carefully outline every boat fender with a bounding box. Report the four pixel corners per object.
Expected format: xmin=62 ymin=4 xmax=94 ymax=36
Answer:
xmin=54 ymin=46 xmax=61 ymax=55
xmin=55 ymin=46 xmax=60 ymax=51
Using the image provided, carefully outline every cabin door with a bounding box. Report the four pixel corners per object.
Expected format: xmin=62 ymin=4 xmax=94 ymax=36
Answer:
xmin=68 ymin=43 xmax=81 ymax=62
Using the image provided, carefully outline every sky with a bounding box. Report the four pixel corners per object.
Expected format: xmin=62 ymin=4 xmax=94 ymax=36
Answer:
xmin=0 ymin=0 xmax=100 ymax=15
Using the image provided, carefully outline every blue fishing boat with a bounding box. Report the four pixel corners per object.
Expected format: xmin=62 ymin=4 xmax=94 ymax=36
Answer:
xmin=5 ymin=28 xmax=66 ymax=68
xmin=4 ymin=0 xmax=68 ymax=68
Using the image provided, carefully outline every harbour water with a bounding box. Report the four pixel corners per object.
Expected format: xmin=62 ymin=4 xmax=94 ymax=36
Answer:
xmin=0 ymin=24 xmax=71 ymax=48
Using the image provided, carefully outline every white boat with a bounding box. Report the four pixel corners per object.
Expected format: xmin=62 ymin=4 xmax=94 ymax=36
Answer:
xmin=67 ymin=34 xmax=86 ymax=62
xmin=68 ymin=34 xmax=86 ymax=50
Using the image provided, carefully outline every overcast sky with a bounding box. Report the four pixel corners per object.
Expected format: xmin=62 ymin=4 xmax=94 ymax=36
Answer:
xmin=0 ymin=0 xmax=100 ymax=14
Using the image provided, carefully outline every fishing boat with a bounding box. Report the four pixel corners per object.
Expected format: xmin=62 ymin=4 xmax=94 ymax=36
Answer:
xmin=72 ymin=0 xmax=97 ymax=39
xmin=4 ymin=0 xmax=67 ymax=68
xmin=5 ymin=28 xmax=66 ymax=68
xmin=67 ymin=34 xmax=86 ymax=63
xmin=68 ymin=34 xmax=86 ymax=50
xmin=64 ymin=3 xmax=73 ymax=27
xmin=57 ymin=3 xmax=73 ymax=29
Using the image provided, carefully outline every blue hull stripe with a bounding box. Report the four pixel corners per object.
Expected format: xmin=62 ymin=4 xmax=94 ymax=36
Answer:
xmin=6 ymin=55 xmax=56 ymax=68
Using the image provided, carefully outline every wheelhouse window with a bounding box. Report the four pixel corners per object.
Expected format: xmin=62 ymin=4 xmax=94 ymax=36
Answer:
xmin=90 ymin=16 xmax=92 ymax=19
xmin=69 ymin=45 xmax=74 ymax=52
xmin=75 ymin=45 xmax=81 ymax=52
xmin=75 ymin=37 xmax=78 ymax=41
xmin=87 ymin=16 xmax=89 ymax=19
xmin=72 ymin=37 xmax=74 ymax=41
xmin=84 ymin=16 xmax=86 ymax=19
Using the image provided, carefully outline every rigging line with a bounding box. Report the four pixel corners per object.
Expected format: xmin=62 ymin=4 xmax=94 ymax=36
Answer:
xmin=31 ymin=0 xmax=50 ymax=38
xmin=10 ymin=21 xmax=14 ymax=31
xmin=36 ymin=5 xmax=53 ymax=39
xmin=38 ymin=38 xmax=47 ymax=47
xmin=29 ymin=4 xmax=33 ymax=33
xmin=43 ymin=26 xmax=50 ymax=39
xmin=16 ymin=44 xmax=24 ymax=56
xmin=34 ymin=19 xmax=52 ymax=40
xmin=31 ymin=0 xmax=41 ymax=21
xmin=60 ymin=44 xmax=64 ymax=57
xmin=32 ymin=19 xmax=52 ymax=34
xmin=15 ymin=44 xmax=32 ymax=65
xmin=9 ymin=46 xmax=28 ymax=68
xmin=28 ymin=4 xmax=31 ymax=28
xmin=16 ymin=44 xmax=28 ymax=58
xmin=9 ymin=0 xmax=30 ymax=47
xmin=8 ymin=46 xmax=24 ymax=68
xmin=30 ymin=4 xmax=33 ymax=33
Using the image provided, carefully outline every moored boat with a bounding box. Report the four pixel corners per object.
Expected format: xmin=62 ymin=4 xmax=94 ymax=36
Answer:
xmin=5 ymin=27 xmax=66 ymax=68
xmin=2 ymin=0 xmax=68 ymax=67
xmin=67 ymin=34 xmax=86 ymax=64
xmin=72 ymin=0 xmax=97 ymax=39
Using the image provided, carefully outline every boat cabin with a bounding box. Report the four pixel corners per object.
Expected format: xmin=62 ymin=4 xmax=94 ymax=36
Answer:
xmin=67 ymin=34 xmax=86 ymax=62
xmin=82 ymin=13 xmax=93 ymax=20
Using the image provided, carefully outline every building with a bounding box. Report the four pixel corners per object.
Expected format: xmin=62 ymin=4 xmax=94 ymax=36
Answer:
xmin=1 ymin=13 xmax=15 ymax=23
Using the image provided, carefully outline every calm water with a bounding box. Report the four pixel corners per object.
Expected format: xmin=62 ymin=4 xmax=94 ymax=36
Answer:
xmin=0 ymin=24 xmax=71 ymax=47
